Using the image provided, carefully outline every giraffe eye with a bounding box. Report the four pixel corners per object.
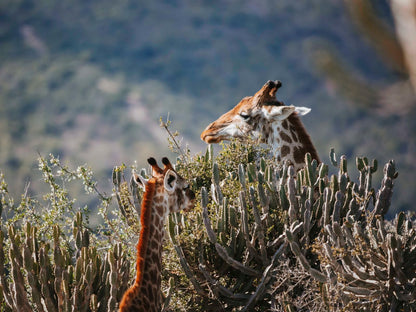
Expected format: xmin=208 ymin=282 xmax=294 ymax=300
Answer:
xmin=240 ymin=112 xmax=250 ymax=120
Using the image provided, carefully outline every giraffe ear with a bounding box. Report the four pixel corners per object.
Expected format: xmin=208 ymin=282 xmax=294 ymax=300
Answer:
xmin=266 ymin=105 xmax=296 ymax=120
xmin=163 ymin=169 xmax=177 ymax=193
xmin=294 ymin=106 xmax=311 ymax=116
xmin=132 ymin=171 xmax=148 ymax=190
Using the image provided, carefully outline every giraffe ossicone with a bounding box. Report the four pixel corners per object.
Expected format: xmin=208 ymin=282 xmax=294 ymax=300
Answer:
xmin=119 ymin=157 xmax=195 ymax=312
xmin=201 ymin=80 xmax=320 ymax=171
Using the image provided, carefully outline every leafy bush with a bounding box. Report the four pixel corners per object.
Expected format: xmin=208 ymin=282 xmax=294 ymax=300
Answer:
xmin=0 ymin=155 xmax=132 ymax=311
xmin=1 ymin=139 xmax=415 ymax=311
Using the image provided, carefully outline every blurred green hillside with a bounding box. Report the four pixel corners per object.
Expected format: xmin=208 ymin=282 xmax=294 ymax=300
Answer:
xmin=0 ymin=0 xmax=415 ymax=215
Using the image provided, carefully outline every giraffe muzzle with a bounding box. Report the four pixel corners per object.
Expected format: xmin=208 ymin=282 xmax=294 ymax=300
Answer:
xmin=200 ymin=125 xmax=223 ymax=143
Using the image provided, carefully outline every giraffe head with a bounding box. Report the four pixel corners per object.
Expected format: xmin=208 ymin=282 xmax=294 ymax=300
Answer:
xmin=200 ymin=80 xmax=311 ymax=145
xmin=133 ymin=157 xmax=195 ymax=215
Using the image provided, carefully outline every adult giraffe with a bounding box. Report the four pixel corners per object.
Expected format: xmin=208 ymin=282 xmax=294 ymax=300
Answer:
xmin=201 ymin=80 xmax=320 ymax=171
xmin=119 ymin=157 xmax=195 ymax=312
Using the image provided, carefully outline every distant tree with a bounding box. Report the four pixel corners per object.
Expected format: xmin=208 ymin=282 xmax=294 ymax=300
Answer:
xmin=313 ymin=0 xmax=416 ymax=114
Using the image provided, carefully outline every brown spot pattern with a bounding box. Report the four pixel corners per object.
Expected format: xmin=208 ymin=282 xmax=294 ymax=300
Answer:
xmin=293 ymin=146 xmax=306 ymax=164
xmin=288 ymin=115 xmax=320 ymax=163
xmin=155 ymin=204 xmax=164 ymax=216
xmin=280 ymin=132 xmax=292 ymax=143
xmin=291 ymin=130 xmax=299 ymax=142
xmin=281 ymin=145 xmax=290 ymax=157
xmin=147 ymin=284 xmax=154 ymax=301
xmin=155 ymin=196 xmax=164 ymax=204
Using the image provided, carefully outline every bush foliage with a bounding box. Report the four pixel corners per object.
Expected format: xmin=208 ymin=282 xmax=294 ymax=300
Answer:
xmin=0 ymin=140 xmax=415 ymax=311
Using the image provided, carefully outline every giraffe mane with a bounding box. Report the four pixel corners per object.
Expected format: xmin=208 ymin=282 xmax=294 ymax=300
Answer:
xmin=135 ymin=177 xmax=156 ymax=286
xmin=119 ymin=177 xmax=156 ymax=309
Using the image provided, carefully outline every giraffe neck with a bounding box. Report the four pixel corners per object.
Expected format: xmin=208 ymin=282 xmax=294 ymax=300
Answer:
xmin=135 ymin=205 xmax=165 ymax=311
xmin=119 ymin=181 xmax=167 ymax=312
xmin=267 ymin=114 xmax=320 ymax=171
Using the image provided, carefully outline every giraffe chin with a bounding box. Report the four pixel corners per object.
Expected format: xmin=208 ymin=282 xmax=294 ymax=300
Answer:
xmin=201 ymin=133 xmax=225 ymax=144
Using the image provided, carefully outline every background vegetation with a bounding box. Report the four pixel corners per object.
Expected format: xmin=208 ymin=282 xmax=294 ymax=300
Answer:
xmin=1 ymin=0 xmax=415 ymax=216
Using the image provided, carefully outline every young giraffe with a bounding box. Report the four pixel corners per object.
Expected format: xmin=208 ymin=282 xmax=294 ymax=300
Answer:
xmin=119 ymin=157 xmax=195 ymax=312
xmin=201 ymin=80 xmax=320 ymax=171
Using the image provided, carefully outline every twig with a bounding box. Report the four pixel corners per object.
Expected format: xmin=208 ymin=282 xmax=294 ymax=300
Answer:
xmin=160 ymin=114 xmax=188 ymax=164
